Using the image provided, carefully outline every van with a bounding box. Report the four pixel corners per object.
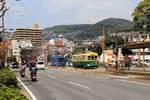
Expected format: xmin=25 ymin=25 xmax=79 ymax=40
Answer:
xmin=36 ymin=61 xmax=45 ymax=70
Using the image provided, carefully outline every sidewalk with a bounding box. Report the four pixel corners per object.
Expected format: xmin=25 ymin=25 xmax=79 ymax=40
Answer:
xmin=117 ymin=70 xmax=150 ymax=76
xmin=48 ymin=66 xmax=150 ymax=80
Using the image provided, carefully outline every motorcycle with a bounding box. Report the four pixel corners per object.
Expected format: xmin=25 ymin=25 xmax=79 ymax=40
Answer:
xmin=30 ymin=67 xmax=37 ymax=82
xmin=20 ymin=66 xmax=26 ymax=78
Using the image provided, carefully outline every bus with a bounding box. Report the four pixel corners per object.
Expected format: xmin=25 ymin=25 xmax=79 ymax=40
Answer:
xmin=72 ymin=52 xmax=98 ymax=69
xmin=50 ymin=55 xmax=65 ymax=67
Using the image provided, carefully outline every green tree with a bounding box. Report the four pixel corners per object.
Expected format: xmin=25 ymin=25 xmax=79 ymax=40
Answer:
xmin=121 ymin=46 xmax=133 ymax=70
xmin=104 ymin=34 xmax=124 ymax=49
xmin=72 ymin=47 xmax=86 ymax=54
xmin=7 ymin=56 xmax=16 ymax=63
xmin=105 ymin=33 xmax=114 ymax=48
xmin=121 ymin=46 xmax=132 ymax=56
xmin=88 ymin=43 xmax=102 ymax=56
xmin=132 ymin=0 xmax=150 ymax=31
xmin=96 ymin=46 xmax=102 ymax=56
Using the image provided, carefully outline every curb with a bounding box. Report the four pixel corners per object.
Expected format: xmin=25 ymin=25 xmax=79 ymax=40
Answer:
xmin=17 ymin=77 xmax=37 ymax=100
xmin=107 ymin=75 xmax=129 ymax=79
xmin=118 ymin=71 xmax=150 ymax=76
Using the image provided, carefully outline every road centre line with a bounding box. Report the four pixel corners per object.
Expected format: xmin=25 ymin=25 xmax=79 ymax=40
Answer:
xmin=17 ymin=77 xmax=37 ymax=100
xmin=48 ymin=75 xmax=56 ymax=78
xmin=68 ymin=81 xmax=91 ymax=90
xmin=115 ymin=79 xmax=150 ymax=87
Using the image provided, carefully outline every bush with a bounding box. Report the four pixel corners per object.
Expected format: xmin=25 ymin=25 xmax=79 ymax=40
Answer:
xmin=0 ymin=67 xmax=28 ymax=100
xmin=0 ymin=86 xmax=28 ymax=100
xmin=0 ymin=67 xmax=17 ymax=88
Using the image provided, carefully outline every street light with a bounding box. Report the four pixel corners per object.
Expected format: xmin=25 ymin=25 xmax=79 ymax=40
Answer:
xmin=0 ymin=0 xmax=8 ymax=66
xmin=114 ymin=33 xmax=119 ymax=70
xmin=142 ymin=24 xmax=147 ymax=71
xmin=0 ymin=0 xmax=8 ymax=42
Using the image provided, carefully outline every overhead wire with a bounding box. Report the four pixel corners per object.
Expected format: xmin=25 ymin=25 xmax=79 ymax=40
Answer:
xmin=18 ymin=0 xmax=35 ymax=23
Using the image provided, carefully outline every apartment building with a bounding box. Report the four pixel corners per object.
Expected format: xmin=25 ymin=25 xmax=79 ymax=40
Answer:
xmin=11 ymin=24 xmax=43 ymax=47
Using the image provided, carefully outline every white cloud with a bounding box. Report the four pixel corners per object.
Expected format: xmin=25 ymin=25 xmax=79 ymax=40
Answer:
xmin=6 ymin=0 xmax=141 ymax=28
xmin=41 ymin=0 xmax=141 ymax=25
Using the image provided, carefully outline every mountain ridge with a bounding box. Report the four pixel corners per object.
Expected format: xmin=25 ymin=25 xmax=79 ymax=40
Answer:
xmin=43 ymin=18 xmax=133 ymax=41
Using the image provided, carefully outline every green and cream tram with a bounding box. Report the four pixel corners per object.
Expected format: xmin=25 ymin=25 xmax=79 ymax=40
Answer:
xmin=72 ymin=52 xmax=98 ymax=69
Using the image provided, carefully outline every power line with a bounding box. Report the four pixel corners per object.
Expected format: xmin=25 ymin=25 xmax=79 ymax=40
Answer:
xmin=16 ymin=0 xmax=35 ymax=23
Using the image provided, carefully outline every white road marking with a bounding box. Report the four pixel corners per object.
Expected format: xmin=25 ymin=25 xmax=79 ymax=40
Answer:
xmin=97 ymin=76 xmax=109 ymax=79
xmin=48 ymin=75 xmax=56 ymax=78
xmin=107 ymin=75 xmax=129 ymax=79
xmin=115 ymin=79 xmax=150 ymax=87
xmin=17 ymin=77 xmax=37 ymax=100
xmin=68 ymin=81 xmax=91 ymax=89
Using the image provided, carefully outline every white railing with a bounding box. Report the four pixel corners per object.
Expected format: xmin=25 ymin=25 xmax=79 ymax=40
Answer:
xmin=126 ymin=34 xmax=150 ymax=44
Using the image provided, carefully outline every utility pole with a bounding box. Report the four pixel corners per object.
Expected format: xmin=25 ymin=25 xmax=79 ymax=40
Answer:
xmin=0 ymin=0 xmax=7 ymax=41
xmin=115 ymin=34 xmax=118 ymax=70
xmin=138 ymin=34 xmax=141 ymax=65
xmin=143 ymin=48 xmax=145 ymax=71
xmin=0 ymin=0 xmax=8 ymax=66
xmin=102 ymin=27 xmax=105 ymax=65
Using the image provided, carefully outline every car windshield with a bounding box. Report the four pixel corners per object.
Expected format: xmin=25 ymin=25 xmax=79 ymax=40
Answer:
xmin=38 ymin=62 xmax=44 ymax=64
xmin=12 ymin=63 xmax=18 ymax=65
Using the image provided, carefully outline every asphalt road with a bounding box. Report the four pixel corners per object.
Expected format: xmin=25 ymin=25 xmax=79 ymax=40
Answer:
xmin=16 ymin=68 xmax=150 ymax=100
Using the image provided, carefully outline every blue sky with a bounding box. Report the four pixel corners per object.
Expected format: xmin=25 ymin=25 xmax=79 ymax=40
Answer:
xmin=5 ymin=0 xmax=141 ymax=29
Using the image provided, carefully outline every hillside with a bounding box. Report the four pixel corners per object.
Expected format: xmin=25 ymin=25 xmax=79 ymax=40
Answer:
xmin=43 ymin=18 xmax=133 ymax=41
xmin=94 ymin=18 xmax=133 ymax=32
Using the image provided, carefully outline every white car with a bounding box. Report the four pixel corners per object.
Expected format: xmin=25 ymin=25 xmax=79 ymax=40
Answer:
xmin=36 ymin=62 xmax=45 ymax=70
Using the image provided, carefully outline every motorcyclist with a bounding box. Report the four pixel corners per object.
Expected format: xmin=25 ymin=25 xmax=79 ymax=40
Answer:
xmin=29 ymin=61 xmax=38 ymax=81
xmin=20 ymin=61 xmax=26 ymax=77
xmin=29 ymin=61 xmax=37 ymax=72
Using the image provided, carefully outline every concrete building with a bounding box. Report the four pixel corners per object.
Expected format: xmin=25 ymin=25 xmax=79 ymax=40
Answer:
xmin=100 ymin=49 xmax=123 ymax=66
xmin=11 ymin=40 xmax=21 ymax=57
xmin=111 ymin=32 xmax=150 ymax=66
xmin=11 ymin=40 xmax=33 ymax=64
xmin=11 ymin=24 xmax=43 ymax=47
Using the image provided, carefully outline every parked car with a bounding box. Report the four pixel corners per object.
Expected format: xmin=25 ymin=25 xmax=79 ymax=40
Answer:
xmin=11 ymin=62 xmax=19 ymax=69
xmin=66 ymin=60 xmax=73 ymax=67
xmin=144 ymin=60 xmax=150 ymax=67
xmin=131 ymin=61 xmax=138 ymax=65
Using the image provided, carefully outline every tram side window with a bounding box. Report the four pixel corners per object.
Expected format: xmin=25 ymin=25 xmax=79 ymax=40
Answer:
xmin=92 ymin=56 xmax=94 ymax=60
xmin=58 ymin=58 xmax=64 ymax=62
xmin=88 ymin=56 xmax=97 ymax=60
xmin=88 ymin=56 xmax=90 ymax=60
xmin=95 ymin=56 xmax=97 ymax=60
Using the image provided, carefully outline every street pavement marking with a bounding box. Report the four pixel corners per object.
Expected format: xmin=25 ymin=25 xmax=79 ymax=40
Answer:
xmin=48 ymin=75 xmax=56 ymax=78
xmin=115 ymin=79 xmax=150 ymax=87
xmin=68 ymin=81 xmax=91 ymax=90
xmin=17 ymin=77 xmax=37 ymax=100
xmin=97 ymin=76 xmax=110 ymax=79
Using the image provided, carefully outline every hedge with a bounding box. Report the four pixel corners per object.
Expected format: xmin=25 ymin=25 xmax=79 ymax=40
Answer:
xmin=0 ymin=67 xmax=28 ymax=100
xmin=0 ymin=86 xmax=28 ymax=100
xmin=0 ymin=67 xmax=17 ymax=88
